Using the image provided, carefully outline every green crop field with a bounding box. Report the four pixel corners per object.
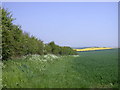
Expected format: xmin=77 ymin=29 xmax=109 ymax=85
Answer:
xmin=2 ymin=49 xmax=118 ymax=88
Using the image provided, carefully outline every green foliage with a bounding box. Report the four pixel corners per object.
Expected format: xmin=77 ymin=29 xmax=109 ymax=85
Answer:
xmin=47 ymin=41 xmax=60 ymax=55
xmin=60 ymin=46 xmax=77 ymax=55
xmin=2 ymin=49 xmax=118 ymax=88
xmin=44 ymin=44 xmax=52 ymax=54
xmin=1 ymin=8 xmax=44 ymax=60
xmin=45 ymin=41 xmax=77 ymax=55
xmin=1 ymin=8 xmax=77 ymax=60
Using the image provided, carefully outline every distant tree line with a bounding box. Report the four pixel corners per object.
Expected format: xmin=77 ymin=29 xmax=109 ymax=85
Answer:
xmin=1 ymin=8 xmax=77 ymax=60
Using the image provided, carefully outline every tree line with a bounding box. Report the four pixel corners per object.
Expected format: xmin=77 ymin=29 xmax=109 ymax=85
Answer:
xmin=1 ymin=8 xmax=77 ymax=60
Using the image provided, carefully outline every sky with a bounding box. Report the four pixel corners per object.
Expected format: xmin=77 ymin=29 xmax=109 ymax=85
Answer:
xmin=2 ymin=2 xmax=118 ymax=48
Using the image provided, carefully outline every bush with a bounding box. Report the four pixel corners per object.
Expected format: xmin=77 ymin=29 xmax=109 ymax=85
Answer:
xmin=1 ymin=8 xmax=77 ymax=60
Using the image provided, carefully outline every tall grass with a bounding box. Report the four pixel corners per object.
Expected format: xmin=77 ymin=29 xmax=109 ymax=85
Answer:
xmin=0 ymin=61 xmax=2 ymax=89
xmin=2 ymin=49 xmax=118 ymax=88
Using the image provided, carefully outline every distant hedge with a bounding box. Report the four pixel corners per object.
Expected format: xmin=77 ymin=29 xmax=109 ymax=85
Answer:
xmin=1 ymin=8 xmax=77 ymax=60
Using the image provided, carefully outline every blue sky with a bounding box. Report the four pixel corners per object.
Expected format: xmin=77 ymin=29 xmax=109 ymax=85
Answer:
xmin=3 ymin=2 xmax=118 ymax=48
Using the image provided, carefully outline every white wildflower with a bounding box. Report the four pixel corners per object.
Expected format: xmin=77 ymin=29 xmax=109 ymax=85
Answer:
xmin=72 ymin=55 xmax=79 ymax=57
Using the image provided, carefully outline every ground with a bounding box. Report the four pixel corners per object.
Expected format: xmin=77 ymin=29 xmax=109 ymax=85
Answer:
xmin=2 ymin=49 xmax=118 ymax=88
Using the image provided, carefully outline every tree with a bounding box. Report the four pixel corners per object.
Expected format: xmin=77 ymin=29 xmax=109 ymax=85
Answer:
xmin=2 ymin=8 xmax=15 ymax=60
xmin=1 ymin=8 xmax=77 ymax=60
xmin=1 ymin=8 xmax=45 ymax=60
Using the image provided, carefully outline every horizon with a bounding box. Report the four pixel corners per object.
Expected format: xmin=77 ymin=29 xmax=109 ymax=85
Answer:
xmin=2 ymin=2 xmax=118 ymax=48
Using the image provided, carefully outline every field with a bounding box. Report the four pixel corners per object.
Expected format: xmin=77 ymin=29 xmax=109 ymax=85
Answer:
xmin=2 ymin=49 xmax=118 ymax=88
xmin=73 ymin=47 xmax=112 ymax=51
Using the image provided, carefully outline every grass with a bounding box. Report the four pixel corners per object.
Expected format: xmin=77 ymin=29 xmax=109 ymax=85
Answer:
xmin=0 ymin=61 xmax=2 ymax=89
xmin=2 ymin=49 xmax=118 ymax=88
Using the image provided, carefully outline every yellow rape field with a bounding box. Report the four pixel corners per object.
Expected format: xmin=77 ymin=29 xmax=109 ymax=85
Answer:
xmin=73 ymin=47 xmax=112 ymax=51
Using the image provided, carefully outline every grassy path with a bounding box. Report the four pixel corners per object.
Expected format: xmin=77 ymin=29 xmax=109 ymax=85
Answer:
xmin=42 ymin=56 xmax=86 ymax=88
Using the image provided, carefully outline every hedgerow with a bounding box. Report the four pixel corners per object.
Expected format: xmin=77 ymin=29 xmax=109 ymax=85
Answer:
xmin=1 ymin=8 xmax=77 ymax=60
